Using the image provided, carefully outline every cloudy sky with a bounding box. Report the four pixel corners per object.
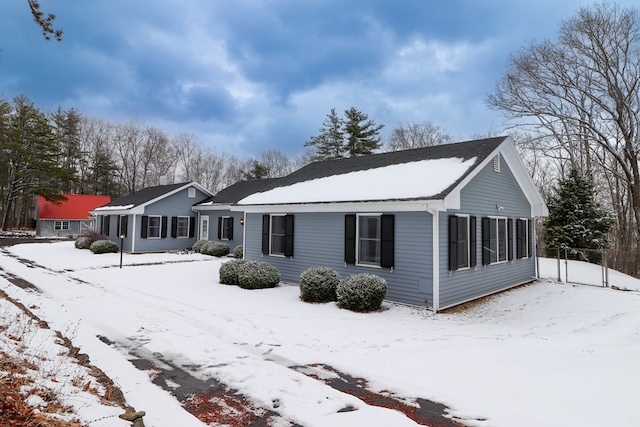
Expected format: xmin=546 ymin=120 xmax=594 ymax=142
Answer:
xmin=0 ymin=1 xmax=634 ymax=158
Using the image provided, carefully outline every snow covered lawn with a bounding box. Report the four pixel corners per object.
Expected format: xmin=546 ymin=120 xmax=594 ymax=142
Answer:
xmin=1 ymin=241 xmax=639 ymax=427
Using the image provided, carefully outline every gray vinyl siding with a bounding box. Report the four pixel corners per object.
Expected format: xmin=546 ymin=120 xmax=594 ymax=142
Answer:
xmin=244 ymin=211 xmax=434 ymax=306
xmin=438 ymin=155 xmax=536 ymax=309
xmin=101 ymin=186 xmax=209 ymax=253
xmin=36 ymin=219 xmax=94 ymax=238
xmin=204 ymin=210 xmax=244 ymax=250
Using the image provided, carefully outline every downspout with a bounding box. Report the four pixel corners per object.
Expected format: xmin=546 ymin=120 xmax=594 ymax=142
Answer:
xmin=131 ymin=214 xmax=137 ymax=253
xmin=242 ymin=211 xmax=247 ymax=260
xmin=427 ymin=206 xmax=440 ymax=313
xmin=533 ymin=217 xmax=539 ymax=279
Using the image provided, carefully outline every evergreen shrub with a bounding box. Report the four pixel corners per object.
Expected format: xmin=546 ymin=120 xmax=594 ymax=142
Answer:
xmin=202 ymin=241 xmax=230 ymax=257
xmin=75 ymin=236 xmax=90 ymax=249
xmin=89 ymin=239 xmax=119 ymax=254
xmin=192 ymin=239 xmax=207 ymax=253
xmin=336 ymin=274 xmax=387 ymax=312
xmin=237 ymin=261 xmax=280 ymax=289
xmin=233 ymin=245 xmax=243 ymax=259
xmin=75 ymin=230 xmax=106 ymax=249
xmin=299 ymin=266 xmax=341 ymax=303
xmin=219 ymin=259 xmax=247 ymax=285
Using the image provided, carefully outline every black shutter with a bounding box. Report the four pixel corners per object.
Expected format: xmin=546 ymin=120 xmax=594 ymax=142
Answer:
xmin=380 ymin=214 xmax=394 ymax=268
xmin=262 ymin=215 xmax=270 ymax=255
xmin=528 ymin=219 xmax=533 ymax=258
xmin=104 ymin=215 xmax=110 ymax=236
xmin=482 ymin=217 xmax=491 ymax=265
xmin=217 ymin=217 xmax=222 ymax=240
xmin=141 ymin=216 xmax=148 ymax=238
xmin=161 ymin=216 xmax=168 ymax=238
xmin=508 ymin=218 xmax=513 ymax=261
xmin=171 ymin=217 xmax=178 ymax=238
xmin=284 ymin=214 xmax=294 ymax=257
xmin=448 ymin=215 xmax=458 ymax=271
xmin=228 ymin=218 xmax=234 ymax=240
xmin=116 ymin=216 xmax=121 ymax=237
xmin=344 ymin=215 xmax=356 ymax=264
xmin=516 ymin=219 xmax=524 ymax=259
xmin=189 ymin=217 xmax=196 ymax=238
xmin=470 ymin=216 xmax=477 ymax=268
xmin=122 ymin=216 xmax=128 ymax=237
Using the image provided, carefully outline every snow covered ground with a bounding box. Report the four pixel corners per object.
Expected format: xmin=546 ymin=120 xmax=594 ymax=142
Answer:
xmin=1 ymin=241 xmax=639 ymax=427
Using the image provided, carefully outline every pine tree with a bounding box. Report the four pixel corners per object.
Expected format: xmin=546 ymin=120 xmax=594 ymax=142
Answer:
xmin=343 ymin=107 xmax=384 ymax=157
xmin=1 ymin=95 xmax=76 ymax=230
xmin=304 ymin=108 xmax=345 ymax=161
xmin=543 ymin=168 xmax=614 ymax=258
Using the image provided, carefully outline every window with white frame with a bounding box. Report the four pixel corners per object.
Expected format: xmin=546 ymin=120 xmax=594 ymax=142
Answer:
xmin=221 ymin=217 xmax=232 ymax=240
xmin=270 ymin=215 xmax=286 ymax=255
xmin=54 ymin=220 xmax=70 ymax=231
xmin=449 ymin=215 xmax=477 ymax=271
xmin=483 ymin=217 xmax=509 ymax=265
xmin=357 ymin=214 xmax=381 ymax=266
xmin=517 ymin=218 xmax=532 ymax=259
xmin=176 ymin=216 xmax=190 ymax=238
xmin=188 ymin=187 xmax=196 ymax=198
xmin=147 ymin=215 xmax=162 ymax=238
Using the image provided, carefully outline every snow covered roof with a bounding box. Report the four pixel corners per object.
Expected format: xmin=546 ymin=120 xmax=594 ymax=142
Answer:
xmin=238 ymin=137 xmax=507 ymax=206
xmin=194 ymin=178 xmax=281 ymax=207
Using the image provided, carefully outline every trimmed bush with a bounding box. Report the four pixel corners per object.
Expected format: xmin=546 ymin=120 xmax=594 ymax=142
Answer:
xmin=299 ymin=266 xmax=341 ymax=303
xmin=75 ymin=230 xmax=106 ymax=249
xmin=237 ymin=261 xmax=280 ymax=289
xmin=89 ymin=239 xmax=119 ymax=254
xmin=219 ymin=259 xmax=247 ymax=285
xmin=201 ymin=241 xmax=230 ymax=257
xmin=337 ymin=274 xmax=387 ymax=312
xmin=233 ymin=245 xmax=243 ymax=259
xmin=74 ymin=236 xmax=90 ymax=249
xmin=192 ymin=239 xmax=208 ymax=253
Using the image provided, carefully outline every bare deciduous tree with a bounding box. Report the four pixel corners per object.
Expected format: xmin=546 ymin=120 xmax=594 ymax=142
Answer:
xmin=487 ymin=3 xmax=640 ymax=263
xmin=384 ymin=120 xmax=453 ymax=152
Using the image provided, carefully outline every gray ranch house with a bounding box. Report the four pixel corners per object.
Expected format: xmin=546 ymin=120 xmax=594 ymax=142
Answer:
xmin=233 ymin=136 xmax=548 ymax=312
xmin=192 ymin=178 xmax=280 ymax=249
xmin=91 ymin=182 xmax=212 ymax=253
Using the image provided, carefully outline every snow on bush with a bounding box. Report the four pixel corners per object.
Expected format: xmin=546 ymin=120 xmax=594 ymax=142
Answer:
xmin=192 ymin=239 xmax=207 ymax=253
xmin=201 ymin=241 xmax=230 ymax=257
xmin=219 ymin=259 xmax=247 ymax=285
xmin=89 ymin=239 xmax=119 ymax=254
xmin=75 ymin=230 xmax=105 ymax=250
xmin=74 ymin=236 xmax=90 ymax=249
xmin=336 ymin=274 xmax=387 ymax=312
xmin=237 ymin=261 xmax=281 ymax=289
xmin=299 ymin=266 xmax=341 ymax=303
xmin=233 ymin=245 xmax=243 ymax=259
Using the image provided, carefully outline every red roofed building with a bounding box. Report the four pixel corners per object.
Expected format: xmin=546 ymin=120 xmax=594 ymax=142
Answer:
xmin=36 ymin=194 xmax=111 ymax=237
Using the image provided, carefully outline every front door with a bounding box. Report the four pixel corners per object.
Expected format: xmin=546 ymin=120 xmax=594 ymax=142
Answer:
xmin=200 ymin=216 xmax=209 ymax=240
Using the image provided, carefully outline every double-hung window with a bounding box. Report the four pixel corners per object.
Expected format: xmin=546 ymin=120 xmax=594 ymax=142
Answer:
xmin=482 ymin=217 xmax=512 ymax=265
xmin=449 ymin=215 xmax=476 ymax=271
xmin=357 ymin=215 xmax=382 ymax=266
xmin=54 ymin=220 xmax=70 ymax=231
xmin=262 ymin=214 xmax=294 ymax=257
xmin=175 ymin=216 xmax=190 ymax=238
xmin=218 ymin=216 xmax=233 ymax=240
xmin=345 ymin=214 xmax=394 ymax=268
xmin=517 ymin=218 xmax=532 ymax=259
xmin=147 ymin=215 xmax=162 ymax=238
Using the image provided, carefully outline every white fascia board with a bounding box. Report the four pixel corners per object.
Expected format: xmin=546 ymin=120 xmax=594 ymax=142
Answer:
xmin=192 ymin=203 xmax=233 ymax=211
xmin=138 ymin=182 xmax=213 ymax=211
xmin=442 ymin=137 xmax=548 ymax=217
xmin=236 ymin=200 xmax=445 ymax=214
